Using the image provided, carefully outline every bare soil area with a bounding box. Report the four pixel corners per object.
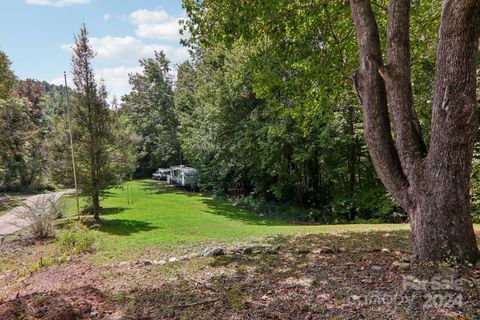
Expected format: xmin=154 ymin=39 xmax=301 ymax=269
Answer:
xmin=1 ymin=230 xmax=479 ymax=319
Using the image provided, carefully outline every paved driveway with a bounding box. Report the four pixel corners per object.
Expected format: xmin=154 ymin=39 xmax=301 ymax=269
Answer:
xmin=0 ymin=191 xmax=69 ymax=238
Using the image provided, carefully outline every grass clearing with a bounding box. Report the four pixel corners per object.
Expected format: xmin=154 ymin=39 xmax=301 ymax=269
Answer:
xmin=59 ymin=179 xmax=410 ymax=261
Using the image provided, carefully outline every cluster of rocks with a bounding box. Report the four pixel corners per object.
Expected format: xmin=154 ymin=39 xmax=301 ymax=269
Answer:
xmin=227 ymin=245 xmax=282 ymax=256
xmin=143 ymin=254 xmax=199 ymax=266
xmin=141 ymin=244 xmax=347 ymax=267
xmin=142 ymin=245 xmax=282 ymax=266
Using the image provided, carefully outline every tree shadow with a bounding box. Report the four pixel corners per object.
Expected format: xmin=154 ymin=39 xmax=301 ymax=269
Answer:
xmin=98 ymin=219 xmax=159 ymax=236
xmin=135 ymin=179 xmax=292 ymax=226
xmin=200 ymin=198 xmax=291 ymax=226
xmin=101 ymin=190 xmax=119 ymax=198
xmin=138 ymin=180 xmax=172 ymax=195
xmin=118 ymin=179 xmax=292 ymax=226
xmin=138 ymin=180 xmax=207 ymax=198
xmin=102 ymin=207 xmax=128 ymax=216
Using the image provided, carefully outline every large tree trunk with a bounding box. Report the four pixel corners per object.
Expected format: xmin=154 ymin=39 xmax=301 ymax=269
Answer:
xmin=411 ymin=183 xmax=478 ymax=262
xmin=92 ymin=189 xmax=100 ymax=220
xmin=349 ymin=0 xmax=480 ymax=262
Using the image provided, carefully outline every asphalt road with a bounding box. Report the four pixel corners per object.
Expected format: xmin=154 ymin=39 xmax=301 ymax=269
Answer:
xmin=0 ymin=191 xmax=69 ymax=238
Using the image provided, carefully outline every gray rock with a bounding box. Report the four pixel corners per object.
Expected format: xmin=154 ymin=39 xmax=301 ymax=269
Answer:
xmin=252 ymin=248 xmax=263 ymax=254
xmin=168 ymin=257 xmax=178 ymax=263
xmin=371 ymin=265 xmax=383 ymax=272
xmin=209 ymin=247 xmax=225 ymax=256
xmin=144 ymin=260 xmax=153 ymax=266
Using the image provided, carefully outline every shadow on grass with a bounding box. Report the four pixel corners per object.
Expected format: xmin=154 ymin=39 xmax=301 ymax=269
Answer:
xmin=102 ymin=207 xmax=128 ymax=216
xmin=131 ymin=179 xmax=291 ymax=226
xmin=138 ymin=180 xmax=206 ymax=198
xmin=119 ymin=180 xmax=288 ymax=226
xmin=200 ymin=198 xmax=290 ymax=226
xmin=98 ymin=218 xmax=158 ymax=236
xmin=101 ymin=190 xmax=119 ymax=198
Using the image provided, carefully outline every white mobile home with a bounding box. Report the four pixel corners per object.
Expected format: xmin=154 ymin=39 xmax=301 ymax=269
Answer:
xmin=167 ymin=165 xmax=199 ymax=189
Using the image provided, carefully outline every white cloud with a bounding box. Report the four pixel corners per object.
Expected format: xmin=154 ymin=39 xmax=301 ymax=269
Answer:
xmin=103 ymin=14 xmax=111 ymax=22
xmin=95 ymin=66 xmax=142 ymax=99
xmin=25 ymin=0 xmax=90 ymax=7
xmin=62 ymin=35 xmax=189 ymax=64
xmin=130 ymin=9 xmax=171 ymax=25
xmin=129 ymin=9 xmax=186 ymax=41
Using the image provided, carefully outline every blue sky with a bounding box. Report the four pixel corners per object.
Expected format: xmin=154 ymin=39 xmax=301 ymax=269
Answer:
xmin=0 ymin=0 xmax=188 ymax=98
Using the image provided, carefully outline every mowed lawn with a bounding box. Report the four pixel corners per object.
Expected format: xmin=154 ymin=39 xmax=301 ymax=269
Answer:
xmin=62 ymin=180 xmax=411 ymax=257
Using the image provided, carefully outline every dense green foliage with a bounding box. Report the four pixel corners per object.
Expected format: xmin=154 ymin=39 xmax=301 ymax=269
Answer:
xmin=0 ymin=50 xmax=15 ymax=100
xmin=0 ymin=98 xmax=41 ymax=190
xmin=173 ymin=47 xmax=395 ymax=222
xmin=171 ymin=1 xmax=409 ymax=221
xmin=176 ymin=0 xmax=480 ymax=224
xmin=122 ymin=52 xmax=181 ymax=177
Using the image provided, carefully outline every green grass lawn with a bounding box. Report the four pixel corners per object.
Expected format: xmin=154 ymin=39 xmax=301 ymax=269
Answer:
xmin=60 ymin=180 xmax=412 ymax=260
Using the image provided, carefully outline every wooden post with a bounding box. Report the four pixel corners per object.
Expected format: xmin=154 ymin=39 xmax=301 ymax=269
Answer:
xmin=63 ymin=72 xmax=80 ymax=219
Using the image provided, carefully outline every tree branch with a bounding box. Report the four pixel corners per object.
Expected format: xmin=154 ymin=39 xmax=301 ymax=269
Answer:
xmin=349 ymin=0 xmax=410 ymax=208
xmin=382 ymin=0 xmax=426 ymax=182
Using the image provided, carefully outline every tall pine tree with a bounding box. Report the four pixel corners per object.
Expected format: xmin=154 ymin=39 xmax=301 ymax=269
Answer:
xmin=70 ymin=24 xmax=116 ymax=220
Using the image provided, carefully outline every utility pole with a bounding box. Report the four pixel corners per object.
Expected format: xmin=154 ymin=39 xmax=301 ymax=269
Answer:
xmin=64 ymin=72 xmax=80 ymax=219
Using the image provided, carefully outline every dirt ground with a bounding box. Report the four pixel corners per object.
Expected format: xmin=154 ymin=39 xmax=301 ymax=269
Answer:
xmin=1 ymin=230 xmax=479 ymax=319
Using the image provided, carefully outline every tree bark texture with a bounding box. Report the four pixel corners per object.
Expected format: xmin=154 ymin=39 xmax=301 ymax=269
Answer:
xmin=349 ymin=0 xmax=480 ymax=262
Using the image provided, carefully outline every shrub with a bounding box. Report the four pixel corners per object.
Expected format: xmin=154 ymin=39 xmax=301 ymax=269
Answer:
xmin=57 ymin=225 xmax=95 ymax=254
xmin=16 ymin=194 xmax=63 ymax=239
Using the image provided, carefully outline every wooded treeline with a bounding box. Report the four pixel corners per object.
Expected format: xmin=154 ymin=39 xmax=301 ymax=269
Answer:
xmin=173 ymin=0 xmax=440 ymax=222
xmin=119 ymin=0 xmax=452 ymax=222
xmin=119 ymin=0 xmax=480 ymax=223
